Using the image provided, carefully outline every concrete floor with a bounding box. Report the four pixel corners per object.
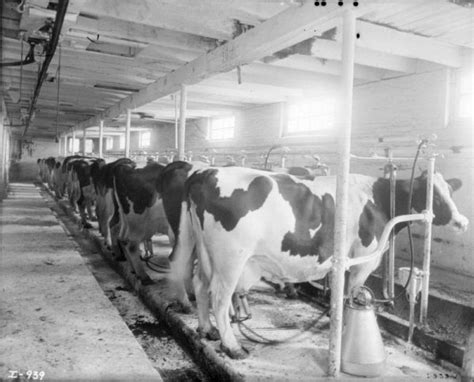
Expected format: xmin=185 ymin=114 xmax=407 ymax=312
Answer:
xmin=0 ymin=183 xmax=162 ymax=381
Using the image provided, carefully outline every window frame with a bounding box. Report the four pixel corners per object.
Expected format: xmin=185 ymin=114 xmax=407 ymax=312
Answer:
xmin=282 ymin=97 xmax=337 ymax=138
xmin=207 ymin=116 xmax=236 ymax=141
xmin=139 ymin=130 xmax=151 ymax=148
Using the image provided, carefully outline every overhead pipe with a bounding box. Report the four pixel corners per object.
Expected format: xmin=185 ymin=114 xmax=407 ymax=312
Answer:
xmin=22 ymin=0 xmax=70 ymax=137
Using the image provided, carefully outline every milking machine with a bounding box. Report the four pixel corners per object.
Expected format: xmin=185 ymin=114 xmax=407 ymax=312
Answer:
xmin=340 ymin=137 xmax=437 ymax=376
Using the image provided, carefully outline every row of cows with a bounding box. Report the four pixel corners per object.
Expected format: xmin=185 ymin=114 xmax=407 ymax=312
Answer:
xmin=37 ymin=155 xmax=468 ymax=359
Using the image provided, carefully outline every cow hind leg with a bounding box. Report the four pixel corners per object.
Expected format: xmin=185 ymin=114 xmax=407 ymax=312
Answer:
xmin=78 ymin=200 xmax=92 ymax=229
xmin=211 ymin=270 xmax=249 ymax=359
xmin=123 ymin=241 xmax=153 ymax=285
xmin=194 ymin=268 xmax=219 ymax=341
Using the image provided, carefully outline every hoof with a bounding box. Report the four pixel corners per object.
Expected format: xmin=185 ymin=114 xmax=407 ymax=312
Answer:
xmin=284 ymin=283 xmax=298 ymax=299
xmin=140 ymin=277 xmax=154 ymax=286
xmin=221 ymin=344 xmax=249 ymax=360
xmin=198 ymin=326 xmax=220 ymax=341
xmin=82 ymin=222 xmax=93 ymax=229
xmin=166 ymin=300 xmax=193 ymax=314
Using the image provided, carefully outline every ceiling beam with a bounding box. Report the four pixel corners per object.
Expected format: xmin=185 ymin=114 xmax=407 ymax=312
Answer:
xmin=72 ymin=14 xmax=218 ymax=52
xmin=355 ymin=20 xmax=464 ymax=68
xmin=265 ymin=55 xmax=392 ymax=81
xmin=311 ymin=38 xmax=418 ymax=73
xmin=72 ymin=1 xmax=375 ymax=131
xmin=68 ymin=0 xmax=235 ymax=40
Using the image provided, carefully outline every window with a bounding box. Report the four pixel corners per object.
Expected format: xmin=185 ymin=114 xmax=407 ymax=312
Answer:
xmin=208 ymin=116 xmax=235 ymax=140
xmin=119 ymin=134 xmax=125 ymax=150
xmin=139 ymin=131 xmax=151 ymax=148
xmin=105 ymin=137 xmax=113 ymax=150
xmin=457 ymin=71 xmax=473 ymax=120
xmin=285 ymin=98 xmax=336 ymax=136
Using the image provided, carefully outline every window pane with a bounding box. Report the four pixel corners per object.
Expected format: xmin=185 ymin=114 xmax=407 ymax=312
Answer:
xmin=105 ymin=137 xmax=113 ymax=150
xmin=209 ymin=116 xmax=235 ymax=140
xmin=286 ymin=98 xmax=336 ymax=135
xmin=140 ymin=131 xmax=151 ymax=148
xmin=119 ymin=135 xmax=125 ymax=149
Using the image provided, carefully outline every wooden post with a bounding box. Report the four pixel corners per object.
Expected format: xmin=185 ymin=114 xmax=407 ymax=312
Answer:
xmin=99 ymin=120 xmax=104 ymax=158
xmin=178 ymin=85 xmax=187 ymax=160
xmin=82 ymin=127 xmax=87 ymax=155
xmin=328 ymin=9 xmax=356 ymax=377
xmin=71 ymin=129 xmax=76 ymax=154
xmin=174 ymin=93 xmax=179 ymax=150
xmin=63 ymin=135 xmax=68 ymax=156
xmin=420 ymin=157 xmax=435 ymax=324
xmin=125 ymin=109 xmax=131 ymax=158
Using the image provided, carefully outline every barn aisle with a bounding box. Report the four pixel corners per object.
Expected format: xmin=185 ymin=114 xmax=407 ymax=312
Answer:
xmin=0 ymin=183 xmax=162 ymax=381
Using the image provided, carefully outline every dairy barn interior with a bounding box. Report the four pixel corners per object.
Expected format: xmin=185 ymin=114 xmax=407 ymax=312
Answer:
xmin=1 ymin=0 xmax=473 ymax=381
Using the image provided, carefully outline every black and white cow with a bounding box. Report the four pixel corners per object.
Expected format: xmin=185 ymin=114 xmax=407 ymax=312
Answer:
xmin=90 ymin=157 xmax=136 ymax=249
xmin=69 ymin=158 xmax=104 ymax=228
xmin=169 ymin=167 xmax=468 ymax=359
xmin=111 ymin=162 xmax=171 ymax=284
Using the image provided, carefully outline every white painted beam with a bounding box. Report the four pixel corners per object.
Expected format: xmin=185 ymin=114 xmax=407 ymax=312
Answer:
xmin=125 ymin=109 xmax=131 ymax=158
xmin=73 ymin=15 xmax=217 ymax=52
xmin=178 ymin=85 xmax=187 ymax=160
xmin=356 ymin=20 xmax=463 ymax=68
xmin=71 ymin=1 xmax=374 ymax=132
xmin=98 ymin=120 xmax=104 ymax=158
xmin=82 ymin=127 xmax=87 ymax=155
xmin=311 ymin=38 xmax=418 ymax=73
xmin=329 ymin=9 xmax=356 ymax=377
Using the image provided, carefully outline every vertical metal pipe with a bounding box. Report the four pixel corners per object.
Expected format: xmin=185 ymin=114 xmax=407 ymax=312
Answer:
xmin=178 ymin=85 xmax=187 ymax=161
xmin=71 ymin=130 xmax=76 ymax=154
xmin=328 ymin=9 xmax=356 ymax=378
xmin=99 ymin=120 xmax=104 ymax=158
xmin=82 ymin=127 xmax=87 ymax=155
xmin=420 ymin=157 xmax=435 ymax=324
xmin=125 ymin=109 xmax=131 ymax=158
xmin=388 ymin=165 xmax=396 ymax=300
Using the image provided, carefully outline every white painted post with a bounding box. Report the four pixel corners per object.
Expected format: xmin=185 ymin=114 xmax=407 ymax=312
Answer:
xmin=178 ymin=85 xmax=187 ymax=161
xmin=420 ymin=157 xmax=435 ymax=324
xmin=174 ymin=93 xmax=179 ymax=150
xmin=99 ymin=120 xmax=104 ymax=158
xmin=71 ymin=129 xmax=76 ymax=154
xmin=125 ymin=109 xmax=131 ymax=158
xmin=328 ymin=9 xmax=356 ymax=378
xmin=82 ymin=127 xmax=87 ymax=155
xmin=63 ymin=135 xmax=68 ymax=156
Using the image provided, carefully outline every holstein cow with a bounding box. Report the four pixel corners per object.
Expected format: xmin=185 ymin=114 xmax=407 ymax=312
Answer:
xmin=90 ymin=157 xmax=136 ymax=250
xmin=68 ymin=158 xmax=104 ymax=228
xmin=169 ymin=167 xmax=468 ymax=359
xmin=112 ymin=162 xmax=171 ymax=284
xmin=54 ymin=155 xmax=91 ymax=199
